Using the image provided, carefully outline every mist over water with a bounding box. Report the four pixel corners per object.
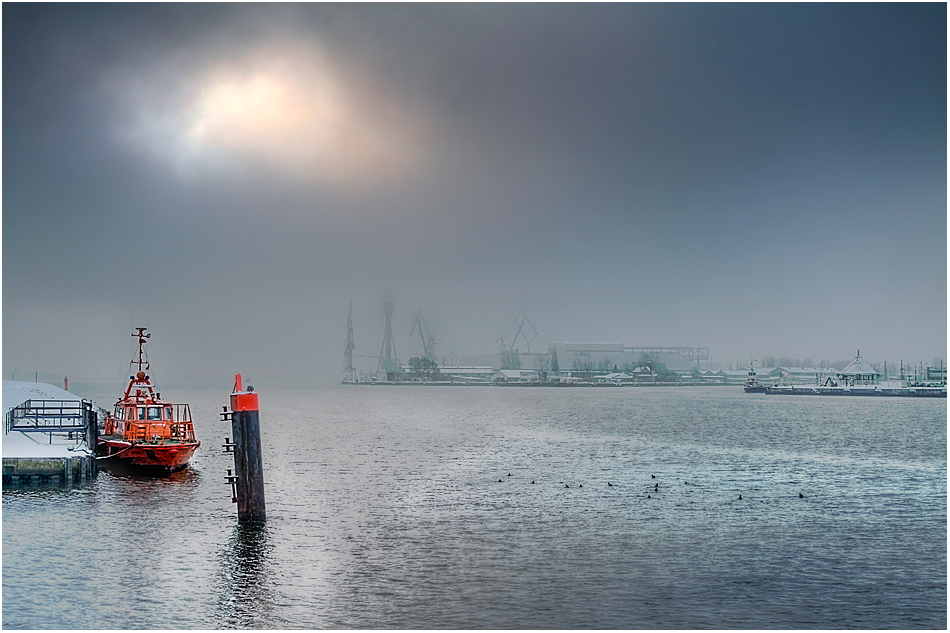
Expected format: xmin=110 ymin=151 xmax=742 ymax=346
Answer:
xmin=3 ymin=387 xmax=945 ymax=629
xmin=3 ymin=6 xmax=945 ymax=628
xmin=3 ymin=4 xmax=946 ymax=384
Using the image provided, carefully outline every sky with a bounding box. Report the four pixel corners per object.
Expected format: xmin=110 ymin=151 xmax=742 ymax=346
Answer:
xmin=2 ymin=3 xmax=946 ymax=388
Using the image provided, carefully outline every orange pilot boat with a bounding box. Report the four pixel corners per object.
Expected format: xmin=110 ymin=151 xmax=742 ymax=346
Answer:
xmin=97 ymin=328 xmax=200 ymax=472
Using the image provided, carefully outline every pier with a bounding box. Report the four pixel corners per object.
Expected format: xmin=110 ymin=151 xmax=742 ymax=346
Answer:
xmin=2 ymin=381 xmax=99 ymax=487
xmin=3 ymin=454 xmax=96 ymax=486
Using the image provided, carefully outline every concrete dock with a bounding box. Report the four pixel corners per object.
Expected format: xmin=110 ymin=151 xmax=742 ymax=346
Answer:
xmin=3 ymin=454 xmax=96 ymax=486
xmin=3 ymin=381 xmax=99 ymax=487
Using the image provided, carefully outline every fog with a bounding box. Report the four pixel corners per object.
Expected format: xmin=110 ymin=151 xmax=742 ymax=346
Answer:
xmin=3 ymin=3 xmax=946 ymax=388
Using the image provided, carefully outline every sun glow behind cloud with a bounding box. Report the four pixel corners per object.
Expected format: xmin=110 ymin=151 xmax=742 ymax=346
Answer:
xmin=112 ymin=41 xmax=429 ymax=190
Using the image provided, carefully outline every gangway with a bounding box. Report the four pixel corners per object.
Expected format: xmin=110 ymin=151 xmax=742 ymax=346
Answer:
xmin=5 ymin=399 xmax=98 ymax=446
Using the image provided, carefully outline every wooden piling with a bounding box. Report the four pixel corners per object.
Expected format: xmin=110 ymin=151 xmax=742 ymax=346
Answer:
xmin=228 ymin=374 xmax=266 ymax=524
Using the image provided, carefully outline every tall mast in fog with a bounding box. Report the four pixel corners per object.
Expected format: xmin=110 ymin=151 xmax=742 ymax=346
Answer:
xmin=343 ymin=301 xmax=357 ymax=382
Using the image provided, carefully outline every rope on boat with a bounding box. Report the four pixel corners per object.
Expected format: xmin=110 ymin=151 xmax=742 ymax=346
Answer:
xmin=94 ymin=444 xmax=135 ymax=460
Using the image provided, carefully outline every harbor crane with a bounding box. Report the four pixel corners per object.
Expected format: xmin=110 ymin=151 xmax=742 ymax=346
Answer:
xmin=409 ymin=310 xmax=437 ymax=362
xmin=377 ymin=293 xmax=400 ymax=374
xmin=497 ymin=311 xmax=538 ymax=369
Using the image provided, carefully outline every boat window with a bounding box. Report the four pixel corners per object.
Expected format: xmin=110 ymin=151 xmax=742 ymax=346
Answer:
xmin=164 ymin=406 xmax=173 ymax=420
xmin=147 ymin=406 xmax=162 ymax=420
xmin=138 ymin=407 xmax=146 ymax=421
xmin=116 ymin=408 xmax=125 ymax=420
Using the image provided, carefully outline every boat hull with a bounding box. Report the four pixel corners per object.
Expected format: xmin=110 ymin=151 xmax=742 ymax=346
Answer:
xmin=97 ymin=438 xmax=200 ymax=472
xmin=765 ymin=385 xmax=946 ymax=398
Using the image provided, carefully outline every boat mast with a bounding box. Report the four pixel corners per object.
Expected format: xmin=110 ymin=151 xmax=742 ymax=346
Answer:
xmin=343 ymin=302 xmax=357 ymax=382
xmin=132 ymin=327 xmax=151 ymax=374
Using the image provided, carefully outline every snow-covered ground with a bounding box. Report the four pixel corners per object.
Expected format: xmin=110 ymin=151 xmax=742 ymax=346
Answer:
xmin=2 ymin=381 xmax=96 ymax=458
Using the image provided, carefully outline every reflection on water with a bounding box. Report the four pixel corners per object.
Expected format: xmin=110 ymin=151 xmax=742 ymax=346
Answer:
xmin=98 ymin=461 xmax=202 ymax=483
xmin=216 ymin=523 xmax=273 ymax=628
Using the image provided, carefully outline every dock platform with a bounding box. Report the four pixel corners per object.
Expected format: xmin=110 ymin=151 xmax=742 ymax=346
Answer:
xmin=3 ymin=381 xmax=100 ymax=487
xmin=3 ymin=454 xmax=96 ymax=486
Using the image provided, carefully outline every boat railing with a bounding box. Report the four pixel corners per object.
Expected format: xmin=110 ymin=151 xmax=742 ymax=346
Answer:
xmin=109 ymin=402 xmax=195 ymax=443
xmin=172 ymin=404 xmax=196 ymax=441
xmin=172 ymin=403 xmax=193 ymax=423
xmin=126 ymin=422 xmax=176 ymax=443
xmin=169 ymin=421 xmax=197 ymax=441
xmin=128 ymin=423 xmax=157 ymax=442
xmin=125 ymin=422 xmax=196 ymax=444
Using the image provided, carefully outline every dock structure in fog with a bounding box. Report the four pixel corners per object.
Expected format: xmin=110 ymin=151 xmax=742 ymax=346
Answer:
xmin=2 ymin=381 xmax=99 ymax=486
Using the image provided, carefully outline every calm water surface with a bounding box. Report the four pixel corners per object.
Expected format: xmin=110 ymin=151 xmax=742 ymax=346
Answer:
xmin=3 ymin=386 xmax=946 ymax=628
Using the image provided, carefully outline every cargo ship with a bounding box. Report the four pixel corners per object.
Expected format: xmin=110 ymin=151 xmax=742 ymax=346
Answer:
xmin=96 ymin=328 xmax=200 ymax=472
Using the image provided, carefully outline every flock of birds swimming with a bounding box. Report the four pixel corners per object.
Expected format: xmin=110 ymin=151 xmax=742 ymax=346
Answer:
xmin=496 ymin=471 xmax=806 ymax=501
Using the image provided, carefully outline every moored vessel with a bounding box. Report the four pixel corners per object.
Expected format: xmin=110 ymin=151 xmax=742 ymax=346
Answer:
xmin=743 ymin=363 xmax=768 ymax=393
xmin=766 ymin=383 xmax=946 ymax=397
xmin=97 ymin=328 xmax=200 ymax=472
xmin=761 ymin=352 xmax=946 ymax=398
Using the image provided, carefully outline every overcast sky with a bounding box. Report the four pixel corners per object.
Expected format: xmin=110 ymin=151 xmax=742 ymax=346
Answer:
xmin=3 ymin=3 xmax=946 ymax=387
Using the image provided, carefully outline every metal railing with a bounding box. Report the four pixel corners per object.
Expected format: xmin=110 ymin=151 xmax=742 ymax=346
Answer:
xmin=6 ymin=399 xmax=98 ymax=445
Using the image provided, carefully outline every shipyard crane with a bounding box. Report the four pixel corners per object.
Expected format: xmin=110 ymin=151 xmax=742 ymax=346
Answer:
xmin=377 ymin=293 xmax=401 ymax=374
xmin=409 ymin=310 xmax=437 ymax=362
xmin=497 ymin=311 xmax=538 ymax=369
xmin=498 ymin=310 xmax=538 ymax=353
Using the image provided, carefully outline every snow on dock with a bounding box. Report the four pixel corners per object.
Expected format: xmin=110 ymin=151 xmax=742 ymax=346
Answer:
xmin=3 ymin=381 xmax=98 ymax=485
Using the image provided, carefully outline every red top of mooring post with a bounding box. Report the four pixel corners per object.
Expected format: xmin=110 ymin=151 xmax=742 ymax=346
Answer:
xmin=230 ymin=373 xmax=259 ymax=411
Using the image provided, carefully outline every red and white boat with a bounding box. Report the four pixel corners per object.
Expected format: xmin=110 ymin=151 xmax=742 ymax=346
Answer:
xmin=97 ymin=328 xmax=200 ymax=472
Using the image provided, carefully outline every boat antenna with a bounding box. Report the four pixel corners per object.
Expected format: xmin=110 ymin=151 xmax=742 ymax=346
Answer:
xmin=132 ymin=327 xmax=151 ymax=374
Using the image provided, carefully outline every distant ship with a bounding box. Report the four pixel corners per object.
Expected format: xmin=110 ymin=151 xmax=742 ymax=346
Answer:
xmin=743 ymin=365 xmax=768 ymax=393
xmin=756 ymin=352 xmax=946 ymax=398
xmin=97 ymin=328 xmax=200 ymax=471
xmin=765 ymin=384 xmax=946 ymax=397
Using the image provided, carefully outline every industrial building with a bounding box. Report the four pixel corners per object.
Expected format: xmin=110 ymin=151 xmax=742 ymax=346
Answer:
xmin=546 ymin=342 xmax=710 ymax=373
xmin=462 ymin=345 xmax=710 ymax=373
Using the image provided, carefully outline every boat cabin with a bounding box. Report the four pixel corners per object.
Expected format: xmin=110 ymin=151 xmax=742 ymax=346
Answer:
xmin=837 ymin=352 xmax=880 ymax=386
xmin=103 ymin=371 xmax=196 ymax=444
xmin=106 ymin=400 xmax=195 ymax=443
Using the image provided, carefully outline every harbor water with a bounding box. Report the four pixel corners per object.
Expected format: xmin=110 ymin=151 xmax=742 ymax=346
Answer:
xmin=3 ymin=386 xmax=946 ymax=629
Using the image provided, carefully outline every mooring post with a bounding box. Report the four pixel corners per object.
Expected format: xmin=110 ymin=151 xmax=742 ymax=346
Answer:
xmin=228 ymin=374 xmax=266 ymax=524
